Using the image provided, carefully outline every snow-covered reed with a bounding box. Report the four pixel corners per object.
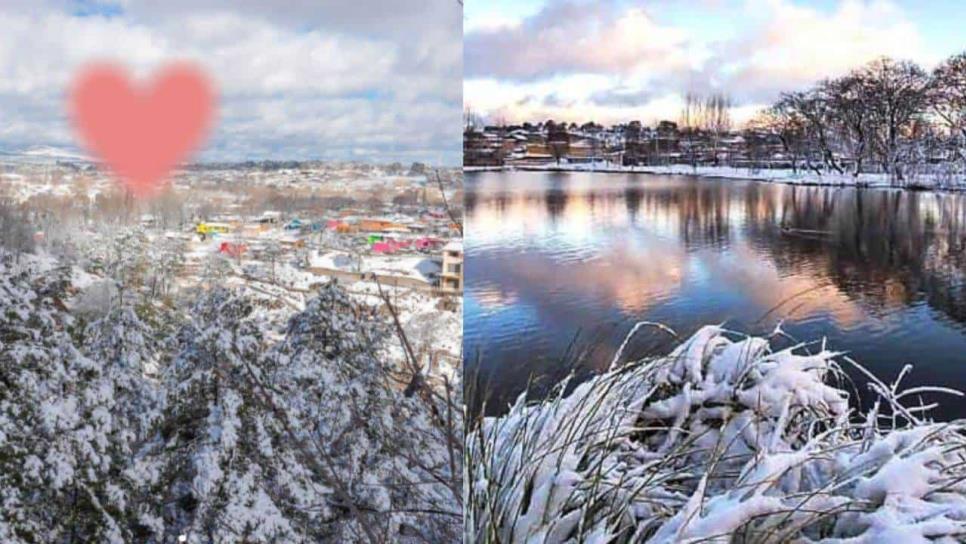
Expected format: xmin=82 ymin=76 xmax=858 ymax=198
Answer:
xmin=466 ymin=325 xmax=966 ymax=543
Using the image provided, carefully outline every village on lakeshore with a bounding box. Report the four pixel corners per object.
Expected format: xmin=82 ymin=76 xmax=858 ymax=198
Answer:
xmin=466 ymin=56 xmax=966 ymax=191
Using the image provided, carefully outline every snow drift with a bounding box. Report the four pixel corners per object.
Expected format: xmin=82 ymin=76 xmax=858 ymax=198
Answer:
xmin=466 ymin=325 xmax=966 ymax=543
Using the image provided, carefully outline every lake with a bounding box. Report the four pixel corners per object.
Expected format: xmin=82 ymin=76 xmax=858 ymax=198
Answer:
xmin=464 ymin=170 xmax=966 ymax=420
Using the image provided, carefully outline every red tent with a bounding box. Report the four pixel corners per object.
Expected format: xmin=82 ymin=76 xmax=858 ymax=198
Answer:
xmin=219 ymin=242 xmax=248 ymax=258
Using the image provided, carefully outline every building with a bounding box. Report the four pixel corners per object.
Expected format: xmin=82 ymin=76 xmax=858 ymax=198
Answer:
xmin=439 ymin=241 xmax=463 ymax=294
xmin=358 ymin=217 xmax=410 ymax=233
xmin=463 ymin=128 xmax=505 ymax=166
xmin=195 ymin=221 xmax=233 ymax=239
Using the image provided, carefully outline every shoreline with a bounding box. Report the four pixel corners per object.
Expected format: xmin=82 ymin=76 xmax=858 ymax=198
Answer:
xmin=467 ymin=325 xmax=966 ymax=541
xmin=465 ymin=163 xmax=966 ymax=194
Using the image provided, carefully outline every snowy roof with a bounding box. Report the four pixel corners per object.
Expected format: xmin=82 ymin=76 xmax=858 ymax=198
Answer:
xmin=442 ymin=241 xmax=463 ymax=253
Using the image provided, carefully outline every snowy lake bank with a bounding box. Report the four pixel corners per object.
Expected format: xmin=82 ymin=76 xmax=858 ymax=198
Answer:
xmin=466 ymin=163 xmax=966 ymax=193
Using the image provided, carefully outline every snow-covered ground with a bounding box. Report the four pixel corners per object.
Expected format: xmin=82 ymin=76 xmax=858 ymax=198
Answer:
xmin=309 ymin=251 xmax=441 ymax=284
xmin=467 ymin=325 xmax=966 ymax=543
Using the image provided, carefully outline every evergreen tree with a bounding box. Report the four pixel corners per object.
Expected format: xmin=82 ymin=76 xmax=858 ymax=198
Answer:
xmin=268 ymin=281 xmax=461 ymax=541
xmin=81 ymin=306 xmax=165 ymax=539
xmin=1 ymin=256 xmax=461 ymax=543
xmin=147 ymin=288 xmax=319 ymax=543
xmin=0 ymin=255 xmax=128 ymax=542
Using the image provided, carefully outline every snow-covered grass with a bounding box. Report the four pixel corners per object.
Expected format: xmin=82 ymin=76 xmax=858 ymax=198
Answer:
xmin=466 ymin=325 xmax=966 ymax=543
xmin=468 ymin=163 xmax=966 ymax=192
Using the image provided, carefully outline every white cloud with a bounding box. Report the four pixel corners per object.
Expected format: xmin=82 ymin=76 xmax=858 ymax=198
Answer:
xmin=0 ymin=1 xmax=462 ymax=164
xmin=464 ymin=0 xmax=938 ymax=127
xmin=465 ymin=2 xmax=691 ymax=81
xmin=717 ymin=0 xmax=930 ymax=101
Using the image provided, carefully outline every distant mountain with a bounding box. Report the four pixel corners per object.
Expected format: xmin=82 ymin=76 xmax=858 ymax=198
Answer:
xmin=0 ymin=146 xmax=93 ymax=164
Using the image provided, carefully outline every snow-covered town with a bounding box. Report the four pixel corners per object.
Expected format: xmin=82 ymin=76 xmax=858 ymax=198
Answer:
xmin=0 ymin=153 xmax=463 ymax=542
xmin=1 ymin=153 xmax=463 ymax=295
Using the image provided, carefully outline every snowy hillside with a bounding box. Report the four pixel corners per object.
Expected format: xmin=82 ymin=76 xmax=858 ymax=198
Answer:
xmin=0 ymin=251 xmax=462 ymax=542
xmin=0 ymin=145 xmax=93 ymax=164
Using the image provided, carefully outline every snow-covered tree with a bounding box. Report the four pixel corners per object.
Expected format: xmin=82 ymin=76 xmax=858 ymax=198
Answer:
xmin=80 ymin=305 xmax=166 ymax=540
xmin=0 ymin=201 xmax=35 ymax=262
xmin=268 ymin=282 xmax=402 ymax=538
xmin=267 ymin=280 xmax=462 ymax=541
xmin=144 ymin=288 xmax=321 ymax=543
xmin=1 ymin=249 xmax=462 ymax=543
xmin=0 ymin=255 xmax=129 ymax=542
xmin=146 ymin=236 xmax=186 ymax=300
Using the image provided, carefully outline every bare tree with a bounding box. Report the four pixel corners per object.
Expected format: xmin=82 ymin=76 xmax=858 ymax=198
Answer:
xmin=434 ymin=169 xmax=463 ymax=237
xmin=765 ymin=100 xmax=808 ymax=174
xmin=780 ymin=89 xmax=843 ymax=175
xmin=623 ymin=120 xmax=642 ymax=166
xmin=932 ymin=52 xmax=966 ymax=142
xmin=859 ymin=58 xmax=932 ymax=182
xmin=680 ymin=92 xmax=704 ymax=169
xmin=545 ymin=119 xmax=570 ymax=164
xmin=703 ymin=93 xmax=732 ymax=166
xmin=826 ymin=75 xmax=872 ymax=176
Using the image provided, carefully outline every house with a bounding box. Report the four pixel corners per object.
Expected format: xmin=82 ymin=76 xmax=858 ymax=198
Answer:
xmin=372 ymin=241 xmax=397 ymax=254
xmin=256 ymin=211 xmax=281 ymax=224
xmin=196 ymin=222 xmax=233 ymax=239
xmin=219 ymin=242 xmax=247 ymax=258
xmin=439 ymin=241 xmax=463 ymax=294
xmin=326 ymin=219 xmax=352 ymax=233
xmin=464 ymin=128 xmax=505 ymax=166
xmin=358 ymin=218 xmax=409 ymax=233
xmin=284 ymin=218 xmax=305 ymax=230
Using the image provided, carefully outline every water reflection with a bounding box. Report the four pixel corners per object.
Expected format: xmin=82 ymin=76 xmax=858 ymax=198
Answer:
xmin=465 ymin=172 xmax=966 ymax=419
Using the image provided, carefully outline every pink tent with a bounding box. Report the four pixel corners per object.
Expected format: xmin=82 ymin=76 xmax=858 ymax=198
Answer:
xmin=415 ymin=237 xmax=443 ymax=250
xmin=372 ymin=241 xmax=396 ymax=254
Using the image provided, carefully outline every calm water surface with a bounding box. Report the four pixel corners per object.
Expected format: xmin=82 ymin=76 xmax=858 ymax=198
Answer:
xmin=464 ymin=171 xmax=966 ymax=419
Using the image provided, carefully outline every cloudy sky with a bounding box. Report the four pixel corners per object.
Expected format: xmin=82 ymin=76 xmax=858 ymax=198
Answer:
xmin=0 ymin=0 xmax=462 ymax=164
xmin=465 ymin=0 xmax=966 ymax=127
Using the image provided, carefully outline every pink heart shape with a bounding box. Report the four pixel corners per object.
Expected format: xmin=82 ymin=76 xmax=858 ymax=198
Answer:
xmin=70 ymin=62 xmax=215 ymax=197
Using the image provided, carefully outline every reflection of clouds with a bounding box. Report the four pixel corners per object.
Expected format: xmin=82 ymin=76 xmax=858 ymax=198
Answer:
xmin=472 ymin=285 xmax=519 ymax=312
xmin=703 ymin=243 xmax=867 ymax=329
xmin=468 ymin=182 xmax=686 ymax=250
xmin=467 ymin=171 xmax=966 ymax=332
xmin=473 ymin=240 xmax=685 ymax=322
xmin=598 ymin=241 xmax=687 ymax=313
xmin=467 ymin=187 xmax=632 ymax=248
